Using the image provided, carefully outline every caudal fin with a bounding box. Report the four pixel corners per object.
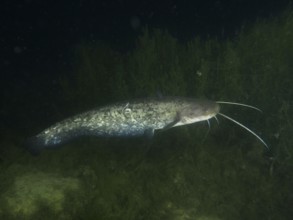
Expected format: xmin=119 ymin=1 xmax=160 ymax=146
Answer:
xmin=23 ymin=136 xmax=46 ymax=156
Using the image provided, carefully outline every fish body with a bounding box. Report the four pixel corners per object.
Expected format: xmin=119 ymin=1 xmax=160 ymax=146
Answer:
xmin=26 ymin=97 xmax=220 ymax=154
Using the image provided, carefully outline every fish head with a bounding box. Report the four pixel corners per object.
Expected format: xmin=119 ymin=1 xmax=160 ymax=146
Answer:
xmin=177 ymin=100 xmax=220 ymax=125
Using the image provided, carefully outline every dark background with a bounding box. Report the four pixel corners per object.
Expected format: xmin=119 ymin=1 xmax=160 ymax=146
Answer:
xmin=0 ymin=0 xmax=291 ymax=133
xmin=1 ymin=0 xmax=291 ymax=78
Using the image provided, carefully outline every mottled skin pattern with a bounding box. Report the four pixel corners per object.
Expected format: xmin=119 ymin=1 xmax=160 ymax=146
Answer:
xmin=27 ymin=97 xmax=220 ymax=153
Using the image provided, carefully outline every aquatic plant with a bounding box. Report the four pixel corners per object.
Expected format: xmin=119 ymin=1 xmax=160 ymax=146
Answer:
xmin=1 ymin=171 xmax=79 ymax=219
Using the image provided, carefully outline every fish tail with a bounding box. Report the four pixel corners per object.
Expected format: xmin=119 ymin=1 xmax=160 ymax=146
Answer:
xmin=24 ymin=129 xmax=80 ymax=155
xmin=24 ymin=136 xmax=46 ymax=156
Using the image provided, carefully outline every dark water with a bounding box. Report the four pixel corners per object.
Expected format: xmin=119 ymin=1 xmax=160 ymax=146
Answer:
xmin=1 ymin=1 xmax=293 ymax=219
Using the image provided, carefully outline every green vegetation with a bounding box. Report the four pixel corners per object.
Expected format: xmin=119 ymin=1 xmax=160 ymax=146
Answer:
xmin=1 ymin=8 xmax=293 ymax=220
xmin=1 ymin=171 xmax=79 ymax=219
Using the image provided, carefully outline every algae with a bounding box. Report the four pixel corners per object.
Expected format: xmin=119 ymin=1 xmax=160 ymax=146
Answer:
xmin=1 ymin=171 xmax=79 ymax=219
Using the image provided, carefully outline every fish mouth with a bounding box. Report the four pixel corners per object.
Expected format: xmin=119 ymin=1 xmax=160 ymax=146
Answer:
xmin=211 ymin=103 xmax=220 ymax=116
xmin=202 ymin=102 xmax=220 ymax=120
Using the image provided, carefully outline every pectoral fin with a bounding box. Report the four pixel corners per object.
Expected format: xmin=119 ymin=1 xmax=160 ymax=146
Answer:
xmin=162 ymin=112 xmax=181 ymax=131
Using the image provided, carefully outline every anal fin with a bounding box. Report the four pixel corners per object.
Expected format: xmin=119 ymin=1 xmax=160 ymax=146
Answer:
xmin=144 ymin=128 xmax=155 ymax=139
